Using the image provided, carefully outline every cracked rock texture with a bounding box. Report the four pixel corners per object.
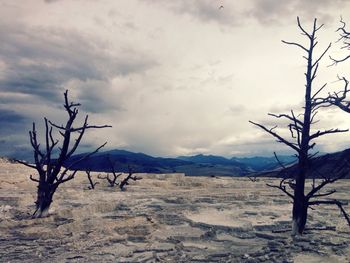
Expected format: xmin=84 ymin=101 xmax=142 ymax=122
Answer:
xmin=0 ymin=160 xmax=349 ymax=262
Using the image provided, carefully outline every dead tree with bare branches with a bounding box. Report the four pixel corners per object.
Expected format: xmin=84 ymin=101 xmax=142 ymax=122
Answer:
xmin=97 ymin=156 xmax=122 ymax=187
xmin=16 ymin=90 xmax=111 ymax=218
xmin=330 ymin=17 xmax=350 ymax=65
xmin=98 ymin=173 xmax=120 ymax=187
xmin=119 ymin=166 xmax=141 ymax=191
xmin=250 ymin=17 xmax=350 ymax=236
xmin=327 ymin=18 xmax=350 ymax=113
xmin=86 ymin=169 xmax=99 ymax=190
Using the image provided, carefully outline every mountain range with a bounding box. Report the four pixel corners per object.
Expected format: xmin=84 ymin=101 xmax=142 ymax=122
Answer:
xmin=261 ymin=148 xmax=350 ymax=179
xmin=8 ymin=147 xmax=350 ymax=178
xmin=63 ymin=149 xmax=296 ymax=176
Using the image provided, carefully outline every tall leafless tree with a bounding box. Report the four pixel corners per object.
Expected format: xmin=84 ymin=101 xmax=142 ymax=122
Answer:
xmin=250 ymin=17 xmax=350 ymax=236
xmin=17 ymin=90 xmax=111 ymax=218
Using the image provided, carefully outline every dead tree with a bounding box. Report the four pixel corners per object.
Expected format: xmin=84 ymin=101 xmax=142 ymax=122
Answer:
xmin=97 ymin=173 xmax=121 ymax=187
xmin=327 ymin=18 xmax=350 ymax=114
xmin=86 ymin=169 xmax=99 ymax=190
xmin=247 ymin=176 xmax=258 ymax=182
xmin=330 ymin=17 xmax=350 ymax=65
xmin=250 ymin=17 xmax=350 ymax=236
xmin=97 ymin=156 xmax=121 ymax=187
xmin=16 ymin=90 xmax=111 ymax=218
xmin=119 ymin=166 xmax=141 ymax=191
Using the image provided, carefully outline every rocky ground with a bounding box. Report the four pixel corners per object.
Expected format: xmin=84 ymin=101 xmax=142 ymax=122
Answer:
xmin=0 ymin=160 xmax=349 ymax=262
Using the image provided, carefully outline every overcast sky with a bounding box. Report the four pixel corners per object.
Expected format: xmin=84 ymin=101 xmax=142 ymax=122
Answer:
xmin=1 ymin=0 xmax=350 ymax=158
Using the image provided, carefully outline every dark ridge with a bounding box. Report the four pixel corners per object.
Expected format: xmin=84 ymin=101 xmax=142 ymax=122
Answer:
xmin=258 ymin=148 xmax=350 ymax=179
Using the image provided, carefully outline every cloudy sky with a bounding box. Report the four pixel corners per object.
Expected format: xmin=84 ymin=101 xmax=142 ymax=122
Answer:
xmin=1 ymin=0 xmax=350 ymax=158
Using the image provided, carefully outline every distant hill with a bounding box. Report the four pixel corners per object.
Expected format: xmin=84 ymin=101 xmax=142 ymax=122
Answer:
xmin=65 ymin=150 xmax=251 ymax=176
xmin=65 ymin=149 xmax=189 ymax=173
xmin=259 ymin=149 xmax=350 ymax=179
xmin=231 ymin=155 xmax=297 ymax=171
xmin=11 ymin=147 xmax=350 ymax=178
xmin=176 ymin=154 xmax=298 ymax=172
xmin=64 ymin=151 xmax=296 ymax=176
xmin=177 ymin=154 xmax=249 ymax=169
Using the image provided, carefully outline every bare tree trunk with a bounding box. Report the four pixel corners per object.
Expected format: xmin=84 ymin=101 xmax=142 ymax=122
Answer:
xmin=292 ymin=102 xmax=311 ymax=235
xmin=87 ymin=173 xmax=95 ymax=189
xmin=86 ymin=170 xmax=98 ymax=189
xmin=292 ymin=176 xmax=308 ymax=235
xmin=33 ymin=183 xmax=57 ymax=218
xmin=291 ymin=19 xmax=314 ymax=234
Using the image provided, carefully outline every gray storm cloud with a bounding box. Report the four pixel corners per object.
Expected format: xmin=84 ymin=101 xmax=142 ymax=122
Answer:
xmin=0 ymin=22 xmax=157 ymax=104
xmin=0 ymin=0 xmax=350 ymax=159
xmin=140 ymin=0 xmax=349 ymax=26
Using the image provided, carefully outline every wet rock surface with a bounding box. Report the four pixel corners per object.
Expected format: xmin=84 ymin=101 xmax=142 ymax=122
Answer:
xmin=0 ymin=163 xmax=349 ymax=262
